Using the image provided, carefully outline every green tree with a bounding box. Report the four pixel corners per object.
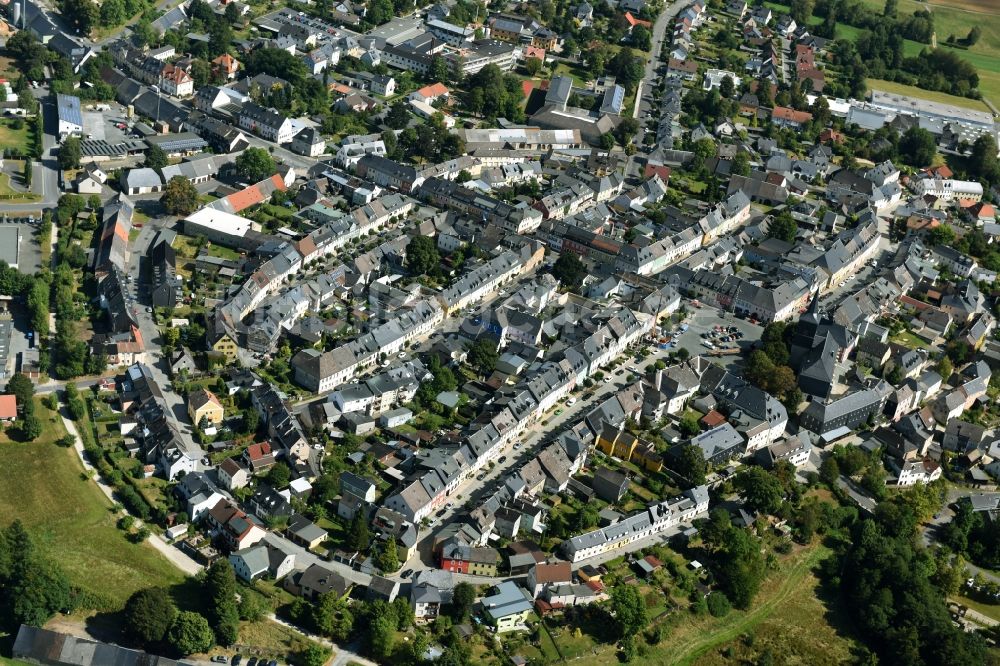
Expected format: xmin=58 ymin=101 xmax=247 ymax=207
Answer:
xmin=467 ymin=338 xmax=499 ymax=376
xmin=599 ymin=132 xmax=616 ymax=150
xmin=161 ymin=176 xmax=199 ymax=216
xmin=768 ymin=210 xmax=798 ymax=243
xmin=23 ymin=159 xmax=32 ymax=188
xmin=385 ymin=101 xmax=410 ymax=130
xmin=731 ymin=150 xmax=751 ymax=177
xmin=819 ymin=456 xmax=840 ymax=486
xmin=346 ymin=511 xmax=370 ymax=552
xmin=706 ymin=591 xmax=731 ymax=617
xmin=167 ymin=611 xmax=214 ymax=655
xmin=736 ymin=467 xmax=784 ymax=515
xmin=898 ymin=126 xmax=937 ymax=167
xmin=451 ymin=581 xmax=476 ymax=620
xmin=266 ymin=461 xmax=291 ymax=488
xmin=313 ymin=592 xmax=354 ymax=641
xmin=672 ymin=443 xmax=706 ymax=485
xmin=610 ymin=584 xmax=647 ymax=638
xmin=145 ymin=144 xmax=168 ymax=170
xmin=99 ymin=0 xmax=126 ymax=26
xmin=204 ymin=560 xmax=239 ymax=646
xmin=125 ymin=588 xmax=177 ymax=646
xmin=678 ymin=413 xmax=701 ymax=438
xmin=368 ymin=611 xmax=396 ymax=659
xmin=58 ymin=137 xmax=81 ymax=170
xmin=376 ymin=536 xmax=400 ymax=573
xmin=299 ymin=644 xmax=332 ymax=666
xmin=406 ymin=235 xmax=439 ymax=276
xmin=19 ymin=414 xmax=42 ymax=441
xmin=7 ymin=373 xmax=34 ymax=410
xmin=708 ymin=524 xmax=765 ymax=609
xmin=551 ymin=252 xmax=587 ymax=290
xmin=235 ymin=147 xmax=276 ymax=182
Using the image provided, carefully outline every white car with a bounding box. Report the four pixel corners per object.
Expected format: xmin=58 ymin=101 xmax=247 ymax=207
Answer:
xmin=566 ymin=397 xmax=577 ymax=406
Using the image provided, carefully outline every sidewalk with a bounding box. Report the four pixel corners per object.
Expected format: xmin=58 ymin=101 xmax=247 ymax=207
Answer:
xmin=62 ymin=413 xmax=203 ymax=576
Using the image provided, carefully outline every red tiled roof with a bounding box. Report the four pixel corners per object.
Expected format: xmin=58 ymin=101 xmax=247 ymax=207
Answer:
xmin=771 ymin=106 xmax=813 ymax=124
xmin=0 ymin=394 xmax=17 ymax=419
xmin=624 ymin=11 xmax=652 ymax=27
xmin=247 ymin=442 xmax=272 ymax=461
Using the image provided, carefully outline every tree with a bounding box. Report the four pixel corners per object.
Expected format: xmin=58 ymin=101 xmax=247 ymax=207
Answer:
xmin=346 ymin=511 xmax=370 ymax=552
xmin=819 ymin=456 xmax=840 ymax=486
xmin=313 ymin=592 xmax=354 ymax=641
xmin=299 ymin=645 xmax=332 ymax=666
xmin=678 ymin=412 xmax=701 ymax=438
xmin=385 ymin=101 xmax=410 ymax=130
xmin=167 ymin=611 xmax=214 ymax=655
xmin=937 ymin=356 xmax=953 ymax=381
xmin=631 ymin=24 xmax=651 ymax=50
xmin=23 ymin=159 xmax=32 ymax=188
xmin=524 ymin=56 xmax=542 ymax=76
xmin=241 ymin=408 xmax=259 ymax=435
xmin=768 ymin=210 xmax=798 ymax=243
xmin=719 ymin=74 xmax=735 ymax=99
xmin=7 ymin=373 xmax=34 ymax=410
xmin=368 ymin=611 xmax=396 ymax=660
xmin=673 ymin=443 xmax=706 ymax=485
xmin=790 ymin=0 xmax=815 ymax=23
xmin=266 ymin=462 xmax=291 ymax=488
xmin=966 ymin=26 xmax=982 ymax=46
xmin=125 ymin=588 xmax=177 ymax=646
xmin=235 ymin=147 xmax=276 ymax=182
xmin=898 ymin=126 xmax=937 ymax=167
xmin=58 ymin=137 xmax=81 ymax=170
xmin=610 ymin=584 xmax=647 ymax=639
xmin=406 ymin=235 xmax=440 ymax=276
xmin=736 ymin=467 xmax=784 ymax=515
xmin=731 ymin=150 xmax=751 ymax=177
xmin=19 ymin=414 xmax=42 ymax=441
xmin=99 ymin=0 xmax=126 ymax=26
xmin=707 ymin=524 xmax=765 ymax=609
xmin=706 ymin=591 xmax=731 ymax=617
xmin=376 ymin=536 xmax=400 ymax=573
xmin=204 ymin=560 xmax=239 ymax=646
xmin=551 ymin=252 xmax=587 ymax=290
xmin=467 ymin=338 xmax=499 ymax=376
xmin=599 ymin=132 xmax=616 ymax=150
xmin=145 ymin=144 xmax=168 ymax=170
xmin=451 ymin=581 xmax=476 ymax=620
xmin=161 ymin=176 xmax=199 ymax=216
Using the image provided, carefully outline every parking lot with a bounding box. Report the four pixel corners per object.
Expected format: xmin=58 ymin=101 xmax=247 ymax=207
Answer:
xmin=667 ymin=304 xmax=765 ymax=366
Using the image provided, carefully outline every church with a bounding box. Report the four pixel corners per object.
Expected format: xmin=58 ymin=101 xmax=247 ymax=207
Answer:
xmin=789 ymin=295 xmax=857 ymax=399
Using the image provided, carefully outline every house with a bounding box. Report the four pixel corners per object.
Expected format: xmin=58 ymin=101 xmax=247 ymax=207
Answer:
xmin=286 ymin=514 xmax=328 ymax=550
xmin=238 ymin=102 xmax=294 ymax=144
xmin=379 ymin=407 xmax=413 ymax=428
xmin=411 ymin=570 xmax=455 ymax=621
xmin=0 ymin=394 xmax=17 ymax=422
xmin=188 ymin=387 xmax=224 ymax=427
xmin=250 ymin=485 xmax=293 ymax=520
xmin=218 ymin=457 xmax=249 ymax=490
xmin=212 ymin=53 xmax=240 ymax=80
xmin=245 ymin=442 xmax=276 ymax=473
xmin=229 ymin=543 xmax=295 ymax=582
xmin=409 ymin=82 xmax=450 ymax=105
xmin=771 ymin=106 xmax=813 ymax=129
xmin=591 ymin=467 xmax=629 ymax=503
xmin=368 ymin=575 xmax=401 ymax=603
xmin=290 ymin=127 xmax=326 ymax=157
xmin=526 ymin=561 xmax=572 ymax=598
xmin=160 ymin=63 xmax=194 ymax=97
xmin=207 ymin=499 xmax=266 ymax=550
xmin=284 ymin=563 xmax=352 ymax=601
xmin=482 ymin=581 xmax=534 ymax=632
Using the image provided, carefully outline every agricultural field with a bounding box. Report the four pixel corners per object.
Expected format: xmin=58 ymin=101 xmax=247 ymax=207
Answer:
xmin=866 ymin=78 xmax=994 ymax=112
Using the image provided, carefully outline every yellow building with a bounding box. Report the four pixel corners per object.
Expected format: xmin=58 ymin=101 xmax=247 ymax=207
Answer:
xmin=596 ymin=423 xmax=664 ymax=473
xmin=188 ymin=388 xmax=224 ymax=426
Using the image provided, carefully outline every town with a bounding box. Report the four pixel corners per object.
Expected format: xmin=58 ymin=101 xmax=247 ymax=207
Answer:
xmin=0 ymin=0 xmax=998 ymax=663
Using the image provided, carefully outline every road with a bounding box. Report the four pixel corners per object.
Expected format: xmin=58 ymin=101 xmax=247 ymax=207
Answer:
xmin=402 ymin=340 xmax=682 ymax=578
xmin=127 ymin=217 xmax=204 ymax=459
xmin=0 ymin=92 xmax=60 ymax=215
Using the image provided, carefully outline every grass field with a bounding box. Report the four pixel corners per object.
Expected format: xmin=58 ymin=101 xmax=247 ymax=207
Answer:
xmin=570 ymin=545 xmax=859 ymax=666
xmin=0 ymin=121 xmax=32 ymax=156
xmin=867 ymin=78 xmax=993 ymax=112
xmin=0 ymin=399 xmax=185 ymax=609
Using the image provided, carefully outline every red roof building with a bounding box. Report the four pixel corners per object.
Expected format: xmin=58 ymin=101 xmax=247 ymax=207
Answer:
xmin=0 ymin=394 xmax=17 ymax=422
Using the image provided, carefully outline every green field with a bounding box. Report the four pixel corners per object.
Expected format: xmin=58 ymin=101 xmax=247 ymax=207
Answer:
xmin=569 ymin=545 xmax=859 ymax=666
xmin=0 ymin=120 xmax=31 ymax=156
xmin=867 ymin=78 xmax=993 ymax=112
xmin=0 ymin=400 xmax=185 ymax=609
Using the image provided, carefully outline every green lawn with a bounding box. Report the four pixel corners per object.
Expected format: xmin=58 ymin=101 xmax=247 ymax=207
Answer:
xmin=0 ymin=399 xmax=186 ymax=609
xmin=889 ymin=329 xmax=931 ymax=350
xmin=867 ymin=78 xmax=993 ymax=112
xmin=0 ymin=120 xmax=31 ymax=156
